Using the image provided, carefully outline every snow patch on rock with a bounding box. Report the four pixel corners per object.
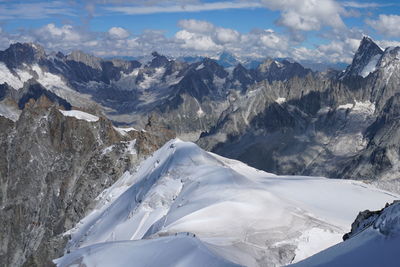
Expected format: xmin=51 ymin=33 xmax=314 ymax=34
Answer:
xmin=0 ymin=63 xmax=32 ymax=90
xmin=59 ymin=109 xmax=99 ymax=122
xmin=360 ymin=54 xmax=381 ymax=78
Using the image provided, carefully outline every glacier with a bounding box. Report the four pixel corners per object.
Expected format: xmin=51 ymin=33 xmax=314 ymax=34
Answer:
xmin=54 ymin=139 xmax=397 ymax=267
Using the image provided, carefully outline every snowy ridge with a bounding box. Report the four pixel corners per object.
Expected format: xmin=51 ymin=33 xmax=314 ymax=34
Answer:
xmin=59 ymin=109 xmax=99 ymax=122
xmin=113 ymin=126 xmax=137 ymax=136
xmin=0 ymin=100 xmax=21 ymax=121
xmin=341 ymin=36 xmax=384 ymax=79
xmin=55 ymin=234 xmax=242 ymax=267
xmin=360 ymin=54 xmax=380 ymax=78
xmin=0 ymin=62 xmax=32 ymax=90
xmin=55 ymin=139 xmax=397 ymax=267
xmin=290 ymin=201 xmax=400 ymax=267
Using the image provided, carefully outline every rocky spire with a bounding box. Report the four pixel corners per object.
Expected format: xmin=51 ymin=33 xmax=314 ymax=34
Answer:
xmin=341 ymin=36 xmax=384 ymax=78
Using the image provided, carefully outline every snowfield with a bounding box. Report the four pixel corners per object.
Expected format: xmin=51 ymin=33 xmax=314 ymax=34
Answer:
xmin=55 ymin=234 xmax=242 ymax=267
xmin=58 ymin=109 xmax=99 ymax=122
xmin=55 ymin=139 xmax=398 ymax=267
xmin=290 ymin=201 xmax=400 ymax=267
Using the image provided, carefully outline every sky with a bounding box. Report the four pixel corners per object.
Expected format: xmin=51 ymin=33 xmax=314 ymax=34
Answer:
xmin=0 ymin=0 xmax=400 ymax=63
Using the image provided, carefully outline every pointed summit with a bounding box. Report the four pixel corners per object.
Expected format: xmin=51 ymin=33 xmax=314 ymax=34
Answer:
xmin=67 ymin=50 xmax=102 ymax=70
xmin=0 ymin=42 xmax=46 ymax=68
xmin=358 ymin=36 xmax=383 ymax=55
xmin=217 ymin=51 xmax=239 ymax=68
xmin=149 ymin=51 xmax=169 ymax=68
xmin=341 ymin=36 xmax=384 ymax=78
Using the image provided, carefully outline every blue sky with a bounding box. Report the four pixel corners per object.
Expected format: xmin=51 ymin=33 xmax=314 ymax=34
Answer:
xmin=0 ymin=0 xmax=400 ymax=63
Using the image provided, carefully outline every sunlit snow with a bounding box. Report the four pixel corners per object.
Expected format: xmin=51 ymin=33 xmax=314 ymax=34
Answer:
xmin=59 ymin=109 xmax=99 ymax=122
xmin=55 ymin=140 xmax=397 ymax=267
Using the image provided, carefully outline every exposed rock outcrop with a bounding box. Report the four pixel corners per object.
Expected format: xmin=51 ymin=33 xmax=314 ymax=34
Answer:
xmin=0 ymin=96 xmax=171 ymax=267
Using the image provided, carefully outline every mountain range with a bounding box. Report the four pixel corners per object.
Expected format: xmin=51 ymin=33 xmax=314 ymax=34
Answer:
xmin=1 ymin=36 xmax=400 ymax=266
xmin=2 ymin=36 xmax=400 ymax=191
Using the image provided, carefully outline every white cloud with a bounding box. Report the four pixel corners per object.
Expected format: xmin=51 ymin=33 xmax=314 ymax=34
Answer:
xmin=214 ymin=28 xmax=240 ymax=44
xmin=178 ymin=19 xmax=215 ymax=33
xmin=0 ymin=16 xmax=395 ymax=66
xmin=366 ymin=14 xmax=400 ymax=38
xmin=376 ymin=40 xmax=400 ymax=49
xmin=315 ymin=38 xmax=361 ymax=63
xmin=175 ymin=30 xmax=222 ymax=51
xmin=0 ymin=1 xmax=75 ymax=20
xmin=104 ymin=1 xmax=263 ymax=15
xmin=31 ymin=24 xmax=89 ymax=52
xmin=342 ymin=1 xmax=391 ymax=8
xmin=108 ymin=27 xmax=130 ymax=39
xmin=175 ymin=20 xmax=241 ymax=51
xmin=260 ymin=0 xmax=346 ymax=31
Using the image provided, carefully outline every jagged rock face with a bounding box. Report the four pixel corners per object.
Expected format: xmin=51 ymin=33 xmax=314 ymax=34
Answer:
xmin=0 ymin=42 xmax=318 ymax=142
xmin=2 ymin=36 xmax=400 ymax=190
xmin=343 ymin=200 xmax=400 ymax=240
xmin=197 ymin=37 xmax=400 ymax=191
xmin=18 ymin=83 xmax=72 ymax=110
xmin=0 ymin=43 xmax=46 ymax=69
xmin=217 ymin=51 xmax=239 ymax=68
xmin=230 ymin=63 xmax=257 ymax=92
xmin=0 ymin=97 xmax=170 ymax=267
xmin=256 ymin=59 xmax=313 ymax=83
xmin=341 ymin=36 xmax=384 ymax=78
xmin=337 ymin=94 xmax=400 ymax=191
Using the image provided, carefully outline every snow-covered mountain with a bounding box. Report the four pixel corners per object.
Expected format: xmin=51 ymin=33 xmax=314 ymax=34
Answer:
xmin=290 ymin=201 xmax=400 ymax=267
xmin=0 ymin=42 xmax=314 ymax=141
xmin=341 ymin=36 xmax=384 ymax=79
xmin=3 ymin=36 xmax=400 ymax=267
xmin=0 ymin=96 xmax=174 ymax=267
xmin=54 ymin=139 xmax=397 ymax=267
xmin=197 ymin=36 xmax=400 ymax=193
xmin=2 ymin=36 xmax=400 ymax=190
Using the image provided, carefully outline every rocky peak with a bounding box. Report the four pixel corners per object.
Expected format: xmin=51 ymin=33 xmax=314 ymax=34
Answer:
xmin=257 ymin=58 xmax=282 ymax=73
xmin=149 ymin=51 xmax=169 ymax=68
xmin=200 ymin=57 xmax=228 ymax=78
xmin=67 ymin=50 xmax=102 ymax=70
xmin=0 ymin=42 xmax=46 ymax=68
xmin=341 ymin=36 xmax=384 ymax=78
xmin=343 ymin=201 xmax=400 ymax=241
xmin=231 ymin=63 xmax=255 ymax=92
xmin=256 ymin=58 xmax=312 ymax=82
xmin=217 ymin=51 xmax=239 ymax=68
xmin=378 ymin=46 xmax=400 ymax=69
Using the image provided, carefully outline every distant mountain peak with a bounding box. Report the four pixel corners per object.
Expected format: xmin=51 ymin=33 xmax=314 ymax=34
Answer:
xmin=67 ymin=50 xmax=103 ymax=70
xmin=149 ymin=51 xmax=169 ymax=68
xmin=217 ymin=51 xmax=239 ymax=68
xmin=0 ymin=42 xmax=46 ymax=68
xmin=341 ymin=36 xmax=384 ymax=78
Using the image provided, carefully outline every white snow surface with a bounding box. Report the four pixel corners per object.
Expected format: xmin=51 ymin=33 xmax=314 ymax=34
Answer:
xmin=276 ymin=97 xmax=287 ymax=104
xmin=0 ymin=62 xmax=32 ymax=89
xmin=196 ymin=63 xmax=205 ymax=70
xmin=58 ymin=109 xmax=99 ymax=122
xmin=290 ymin=202 xmax=400 ymax=267
xmin=113 ymin=126 xmax=137 ymax=136
xmin=56 ymin=140 xmax=398 ymax=267
xmin=138 ymin=67 xmax=165 ymax=90
xmin=55 ymin=234 xmax=242 ymax=267
xmin=0 ymin=101 xmax=21 ymax=121
xmin=360 ymin=54 xmax=381 ymax=78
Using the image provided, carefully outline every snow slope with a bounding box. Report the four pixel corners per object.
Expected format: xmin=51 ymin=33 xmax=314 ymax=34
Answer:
xmin=289 ymin=201 xmax=400 ymax=267
xmin=360 ymin=54 xmax=381 ymax=78
xmin=59 ymin=109 xmax=99 ymax=122
xmin=55 ymin=139 xmax=398 ymax=267
xmin=0 ymin=100 xmax=21 ymax=121
xmin=0 ymin=62 xmax=32 ymax=90
xmin=55 ymin=234 xmax=242 ymax=267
